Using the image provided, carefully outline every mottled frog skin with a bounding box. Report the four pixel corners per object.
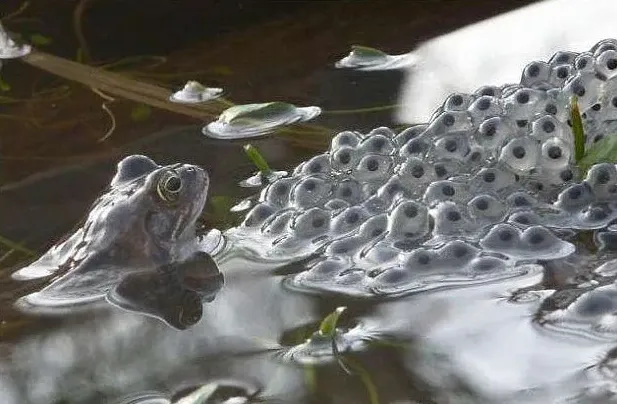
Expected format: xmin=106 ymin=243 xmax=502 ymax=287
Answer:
xmin=12 ymin=155 xmax=221 ymax=306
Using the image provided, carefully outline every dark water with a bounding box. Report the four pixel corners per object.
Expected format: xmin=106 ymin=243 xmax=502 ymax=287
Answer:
xmin=4 ymin=1 xmax=612 ymax=403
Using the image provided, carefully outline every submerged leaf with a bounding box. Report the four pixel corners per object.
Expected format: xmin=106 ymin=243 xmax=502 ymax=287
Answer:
xmin=349 ymin=45 xmax=388 ymax=59
xmin=130 ymin=104 xmax=152 ymax=122
xmin=318 ymin=306 xmax=347 ymax=337
xmin=29 ymin=34 xmax=52 ymax=46
xmin=579 ymin=135 xmax=617 ymax=173
xmin=570 ymin=95 xmax=585 ymax=162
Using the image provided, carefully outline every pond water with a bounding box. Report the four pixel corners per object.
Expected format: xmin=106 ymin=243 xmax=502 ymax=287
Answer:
xmin=5 ymin=1 xmax=617 ymax=403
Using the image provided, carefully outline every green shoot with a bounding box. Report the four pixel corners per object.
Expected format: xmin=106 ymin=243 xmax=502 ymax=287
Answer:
xmin=0 ymin=235 xmax=36 ymax=257
xmin=243 ymin=144 xmax=272 ymax=176
xmin=29 ymin=33 xmax=52 ymax=46
xmin=570 ymin=95 xmax=585 ymax=162
xmin=318 ymin=306 xmax=346 ymax=337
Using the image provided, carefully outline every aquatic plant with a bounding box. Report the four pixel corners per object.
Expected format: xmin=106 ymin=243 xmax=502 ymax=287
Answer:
xmin=335 ymin=44 xmax=416 ymax=71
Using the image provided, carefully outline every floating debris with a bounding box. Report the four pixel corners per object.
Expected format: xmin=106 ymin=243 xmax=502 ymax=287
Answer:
xmin=239 ymin=170 xmax=288 ymax=188
xmin=169 ymin=80 xmax=223 ymax=104
xmin=203 ymin=102 xmax=321 ymax=139
xmin=335 ymin=45 xmax=416 ymax=71
xmin=0 ymin=22 xmax=31 ymax=59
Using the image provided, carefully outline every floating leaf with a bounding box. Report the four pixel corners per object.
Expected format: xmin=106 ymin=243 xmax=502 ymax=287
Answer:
xmin=204 ymin=102 xmax=321 ymax=139
xmin=570 ymin=95 xmax=585 ymax=162
xmin=578 ymin=135 xmax=617 ymax=173
xmin=169 ymin=80 xmax=222 ymax=104
xmin=130 ymin=103 xmax=152 ymax=122
xmin=318 ymin=306 xmax=347 ymax=338
xmin=29 ymin=34 xmax=52 ymax=46
xmin=335 ymin=44 xmax=416 ymax=71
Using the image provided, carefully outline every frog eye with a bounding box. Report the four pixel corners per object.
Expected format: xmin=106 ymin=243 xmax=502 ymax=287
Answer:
xmin=157 ymin=171 xmax=183 ymax=203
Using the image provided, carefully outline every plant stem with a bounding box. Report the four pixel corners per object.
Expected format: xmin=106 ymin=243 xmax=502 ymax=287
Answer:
xmin=570 ymin=95 xmax=585 ymax=162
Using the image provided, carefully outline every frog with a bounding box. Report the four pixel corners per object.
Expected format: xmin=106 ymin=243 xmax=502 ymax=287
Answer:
xmin=12 ymin=155 xmax=224 ymax=309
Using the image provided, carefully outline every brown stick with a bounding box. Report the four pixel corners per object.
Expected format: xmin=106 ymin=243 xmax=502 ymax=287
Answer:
xmin=20 ymin=50 xmax=221 ymax=120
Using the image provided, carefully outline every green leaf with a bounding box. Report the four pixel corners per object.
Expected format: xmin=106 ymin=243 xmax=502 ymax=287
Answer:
xmin=220 ymin=102 xmax=294 ymax=125
xmin=29 ymin=34 xmax=52 ymax=46
xmin=243 ymin=144 xmax=272 ymax=175
xmin=570 ymin=95 xmax=585 ymax=162
xmin=579 ymin=135 xmax=617 ymax=173
xmin=350 ymin=45 xmax=387 ymax=59
xmin=318 ymin=306 xmax=346 ymax=337
xmin=130 ymin=104 xmax=152 ymax=122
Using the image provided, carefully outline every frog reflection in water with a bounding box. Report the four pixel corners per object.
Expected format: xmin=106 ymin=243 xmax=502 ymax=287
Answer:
xmin=12 ymin=155 xmax=224 ymax=329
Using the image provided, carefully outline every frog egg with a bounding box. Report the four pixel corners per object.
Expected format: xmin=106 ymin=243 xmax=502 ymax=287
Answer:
xmin=431 ymin=201 xmax=473 ymax=236
xmin=425 ymin=111 xmax=473 ymax=136
xmin=325 ymin=236 xmax=366 ymax=257
xmin=499 ymin=137 xmax=540 ymax=172
xmin=330 ymin=146 xmax=358 ymax=172
xmin=481 ymin=224 xmax=573 ymax=260
xmin=530 ymin=115 xmax=569 ymax=143
xmin=562 ymin=71 xmax=605 ymax=112
xmin=376 ymin=176 xmax=410 ymax=203
xmin=468 ymin=256 xmax=509 ymax=275
xmin=393 ymin=124 xmax=428 ymax=147
xmin=423 ymin=180 xmax=468 ymax=205
xmin=506 ymin=191 xmax=539 ymax=209
xmin=598 ymin=77 xmax=617 ymax=120
xmin=261 ymin=209 xmax=294 ymax=236
xmin=585 ymin=163 xmax=617 ymax=201
xmin=433 ymin=134 xmax=471 ymax=162
xmin=353 ymin=154 xmax=393 ymax=182
xmin=467 ymin=96 xmax=502 ymax=124
xmin=471 ymin=167 xmax=517 ymax=193
xmin=357 ymin=133 xmax=395 ymax=155
xmin=401 ymin=248 xmax=437 ymax=272
xmin=508 ymin=210 xmax=543 ymax=226
xmin=539 ymin=137 xmax=571 ymax=170
xmin=592 ymin=39 xmax=617 ymax=57
xmin=399 ymin=137 xmax=431 ymax=158
xmin=301 ymin=153 xmax=331 ymax=175
xmin=555 ymin=183 xmax=595 ymax=211
xmin=243 ymin=203 xmax=276 ymax=228
xmin=442 ymin=93 xmax=474 ymax=111
xmin=519 ymin=226 xmax=575 ymax=258
xmin=474 ymin=116 xmax=515 ymax=150
xmin=325 ymin=198 xmax=350 ymax=211
xmin=579 ymin=204 xmax=617 ymax=227
xmin=290 ymin=207 xmax=331 ymax=239
xmin=479 ymin=223 xmax=521 ymax=252
xmin=474 ymin=85 xmax=502 ymax=98
xmin=262 ymin=177 xmax=296 ymax=207
xmin=432 ymin=162 xmax=455 ymax=180
xmin=290 ymin=175 xmax=332 ymax=209
xmin=333 ymin=178 xmax=365 ymax=204
xmin=503 ymin=88 xmax=547 ymax=120
xmin=521 ymin=61 xmax=551 ymax=88
xmin=549 ymin=51 xmax=578 ymax=67
xmin=467 ymin=194 xmax=506 ymax=220
xmin=548 ymin=64 xmax=574 ymax=88
xmin=437 ymin=240 xmax=480 ymax=269
xmin=464 ymin=145 xmax=487 ymax=167
xmin=303 ymin=257 xmax=351 ymax=282
xmin=369 ymin=126 xmax=396 ymax=138
xmin=387 ymin=200 xmax=430 ymax=240
xmin=331 ymin=206 xmax=370 ymax=235
xmin=574 ymin=52 xmax=596 ymax=72
xmin=330 ymin=130 xmax=361 ymax=151
xmin=397 ymin=157 xmax=433 ymax=185
xmin=538 ymin=167 xmax=576 ymax=187
xmin=358 ymin=213 xmax=388 ymax=239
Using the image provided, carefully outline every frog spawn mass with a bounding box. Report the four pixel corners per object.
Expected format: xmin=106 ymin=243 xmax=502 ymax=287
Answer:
xmin=226 ymin=38 xmax=617 ymax=297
